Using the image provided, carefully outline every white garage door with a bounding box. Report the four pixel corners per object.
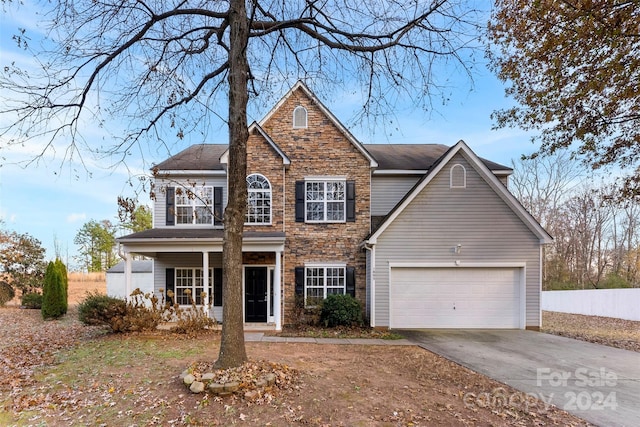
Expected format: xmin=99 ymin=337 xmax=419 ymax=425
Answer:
xmin=390 ymin=267 xmax=522 ymax=329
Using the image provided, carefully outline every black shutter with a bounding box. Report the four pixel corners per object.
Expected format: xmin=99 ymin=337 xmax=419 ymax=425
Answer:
xmin=346 ymin=266 xmax=356 ymax=297
xmin=346 ymin=181 xmax=356 ymax=222
xmin=213 ymin=187 xmax=223 ymax=226
xmin=165 ymin=268 xmax=175 ymax=305
xmin=295 ymin=181 xmax=305 ymax=222
xmin=213 ymin=267 xmax=223 ymax=307
xmin=166 ymin=187 xmax=175 ymax=226
xmin=295 ymin=266 xmax=305 ymax=296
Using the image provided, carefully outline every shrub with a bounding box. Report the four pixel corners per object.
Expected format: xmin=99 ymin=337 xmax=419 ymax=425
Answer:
xmin=320 ymin=294 xmax=363 ymax=327
xmin=42 ymin=261 xmax=67 ymax=319
xmin=55 ymin=259 xmax=69 ymax=313
xmin=0 ymin=281 xmax=15 ymax=306
xmin=21 ymin=292 xmax=43 ymax=309
xmin=78 ymin=291 xmax=128 ymax=331
xmin=78 ymin=290 xmax=168 ymax=333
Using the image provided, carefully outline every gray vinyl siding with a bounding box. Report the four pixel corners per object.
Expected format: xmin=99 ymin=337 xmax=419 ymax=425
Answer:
xmin=154 ymin=253 xmax=224 ymax=320
xmin=373 ymin=153 xmax=542 ymax=328
xmin=153 ymin=177 xmax=227 ymax=228
xmin=371 ymin=175 xmax=421 ymax=216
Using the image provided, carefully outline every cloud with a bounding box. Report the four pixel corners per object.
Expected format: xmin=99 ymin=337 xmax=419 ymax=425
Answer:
xmin=66 ymin=213 xmax=87 ymax=223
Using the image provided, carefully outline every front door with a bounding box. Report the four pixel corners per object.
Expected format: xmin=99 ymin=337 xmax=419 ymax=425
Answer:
xmin=245 ymin=267 xmax=268 ymax=322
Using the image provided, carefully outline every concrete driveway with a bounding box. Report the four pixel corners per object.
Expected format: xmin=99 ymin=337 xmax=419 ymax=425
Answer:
xmin=400 ymin=329 xmax=640 ymax=427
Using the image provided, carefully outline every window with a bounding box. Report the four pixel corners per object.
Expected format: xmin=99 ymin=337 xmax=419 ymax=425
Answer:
xmin=175 ymin=186 xmax=213 ymax=224
xmin=293 ymin=105 xmax=307 ymax=128
xmin=246 ymin=174 xmax=271 ymax=224
xmin=450 ymin=164 xmax=466 ymax=188
xmin=305 ymin=266 xmax=346 ymax=305
xmin=305 ymin=180 xmax=345 ymax=222
xmin=175 ymin=268 xmax=213 ymax=305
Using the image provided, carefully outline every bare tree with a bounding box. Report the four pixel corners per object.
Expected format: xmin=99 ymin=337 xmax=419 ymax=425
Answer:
xmin=1 ymin=0 xmax=482 ymax=368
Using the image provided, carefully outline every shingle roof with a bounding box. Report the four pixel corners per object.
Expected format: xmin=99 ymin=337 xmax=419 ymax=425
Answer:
xmin=366 ymin=144 xmax=511 ymax=172
xmin=153 ymin=143 xmax=512 ymax=172
xmin=153 ymin=144 xmax=227 ymax=171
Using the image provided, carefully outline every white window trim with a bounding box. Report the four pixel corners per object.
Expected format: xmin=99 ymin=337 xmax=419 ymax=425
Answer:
xmin=175 ymin=185 xmax=215 ymax=225
xmin=245 ymin=173 xmax=272 ymax=225
xmin=293 ymin=105 xmax=308 ymax=129
xmin=304 ymin=179 xmax=347 ymax=223
xmin=450 ymin=164 xmax=467 ymax=189
xmin=304 ymin=264 xmax=347 ymax=307
xmin=174 ymin=268 xmax=213 ymax=306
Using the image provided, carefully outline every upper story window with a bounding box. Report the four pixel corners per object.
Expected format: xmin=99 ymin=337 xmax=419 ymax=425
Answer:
xmin=293 ymin=105 xmax=308 ymax=128
xmin=450 ymin=164 xmax=466 ymax=189
xmin=295 ymin=179 xmax=356 ymax=223
xmin=305 ymin=180 xmax=345 ymax=222
xmin=166 ymin=185 xmax=223 ymax=226
xmin=176 ymin=186 xmax=213 ymax=224
xmin=246 ymin=174 xmax=272 ymax=224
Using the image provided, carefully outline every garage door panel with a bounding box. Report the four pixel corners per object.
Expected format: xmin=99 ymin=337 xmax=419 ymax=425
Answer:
xmin=390 ymin=267 xmax=521 ymax=329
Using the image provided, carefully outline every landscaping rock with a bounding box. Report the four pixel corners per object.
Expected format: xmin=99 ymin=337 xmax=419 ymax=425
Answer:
xmin=202 ymin=372 xmax=215 ymax=381
xmin=224 ymin=381 xmax=240 ymax=393
xmin=208 ymin=382 xmax=225 ymax=394
xmin=190 ymin=381 xmax=205 ymax=393
xmin=183 ymin=373 xmax=195 ymax=386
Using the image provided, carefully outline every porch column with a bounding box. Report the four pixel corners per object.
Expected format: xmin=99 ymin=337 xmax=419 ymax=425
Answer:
xmin=124 ymin=252 xmax=132 ymax=302
xmin=202 ymin=251 xmax=210 ymax=312
xmin=274 ymin=250 xmax=282 ymax=331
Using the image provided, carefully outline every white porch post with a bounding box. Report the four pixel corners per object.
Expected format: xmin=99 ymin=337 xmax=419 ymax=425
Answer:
xmin=274 ymin=250 xmax=282 ymax=331
xmin=202 ymin=251 xmax=210 ymax=313
xmin=124 ymin=252 xmax=132 ymax=302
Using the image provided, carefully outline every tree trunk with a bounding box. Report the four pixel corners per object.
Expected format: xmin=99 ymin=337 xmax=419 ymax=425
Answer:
xmin=216 ymin=0 xmax=249 ymax=369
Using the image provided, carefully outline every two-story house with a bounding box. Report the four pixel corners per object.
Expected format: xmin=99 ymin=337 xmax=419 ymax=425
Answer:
xmin=117 ymin=81 xmax=552 ymax=331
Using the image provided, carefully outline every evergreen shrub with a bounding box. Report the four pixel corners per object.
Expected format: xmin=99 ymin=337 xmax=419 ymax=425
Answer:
xmin=21 ymin=292 xmax=43 ymax=309
xmin=42 ymin=261 xmax=67 ymax=319
xmin=320 ymin=294 xmax=363 ymax=327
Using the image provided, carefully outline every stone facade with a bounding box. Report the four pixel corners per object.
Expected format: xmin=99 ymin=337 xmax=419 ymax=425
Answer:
xmin=257 ymin=88 xmax=372 ymax=322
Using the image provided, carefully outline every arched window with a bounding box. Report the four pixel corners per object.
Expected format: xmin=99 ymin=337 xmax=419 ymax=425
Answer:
xmin=450 ymin=164 xmax=466 ymax=188
xmin=293 ymin=105 xmax=308 ymax=128
xmin=246 ymin=174 xmax=272 ymax=224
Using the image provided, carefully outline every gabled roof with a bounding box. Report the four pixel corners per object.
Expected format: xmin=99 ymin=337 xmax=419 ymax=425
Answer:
xmin=366 ymin=140 xmax=553 ymax=245
xmin=220 ymin=122 xmax=291 ymax=167
xmin=259 ymin=80 xmax=378 ymax=168
xmin=366 ymin=144 xmax=512 ymax=173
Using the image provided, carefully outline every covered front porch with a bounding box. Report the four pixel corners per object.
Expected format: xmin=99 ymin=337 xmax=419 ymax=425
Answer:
xmin=117 ymin=229 xmax=286 ymax=331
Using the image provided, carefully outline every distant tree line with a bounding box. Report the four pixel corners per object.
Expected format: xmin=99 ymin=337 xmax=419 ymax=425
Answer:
xmin=511 ymin=154 xmax=640 ymax=290
xmin=74 ymin=204 xmax=151 ymax=272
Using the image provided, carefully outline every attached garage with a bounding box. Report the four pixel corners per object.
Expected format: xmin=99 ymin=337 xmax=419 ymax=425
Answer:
xmin=389 ymin=266 xmax=524 ymax=329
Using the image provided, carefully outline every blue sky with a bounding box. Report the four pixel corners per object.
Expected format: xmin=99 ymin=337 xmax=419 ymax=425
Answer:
xmin=0 ymin=3 xmax=538 ymax=269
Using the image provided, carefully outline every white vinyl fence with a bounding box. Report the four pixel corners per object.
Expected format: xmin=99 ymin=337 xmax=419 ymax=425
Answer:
xmin=542 ymin=288 xmax=640 ymax=321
